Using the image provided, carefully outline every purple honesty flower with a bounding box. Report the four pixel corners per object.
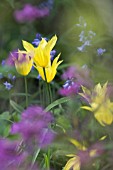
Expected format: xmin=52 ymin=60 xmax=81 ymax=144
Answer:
xmin=62 ymin=66 xmax=76 ymax=80
xmin=61 ymin=66 xmax=93 ymax=89
xmin=11 ymin=106 xmax=55 ymax=148
xmin=3 ymin=81 xmax=13 ymax=90
xmin=59 ymin=80 xmax=80 ymax=96
xmin=97 ymin=48 xmax=106 ymax=55
xmin=14 ymin=4 xmax=49 ymax=23
xmin=0 ymin=139 xmax=26 ymax=170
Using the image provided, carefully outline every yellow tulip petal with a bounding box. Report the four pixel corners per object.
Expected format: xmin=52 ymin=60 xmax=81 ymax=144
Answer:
xmin=22 ymin=40 xmax=35 ymax=53
xmin=45 ymin=35 xmax=57 ymax=53
xmin=34 ymin=38 xmax=50 ymax=67
xmin=81 ymin=106 xmax=92 ymax=111
xmin=69 ymin=138 xmax=87 ymax=151
xmin=99 ymin=135 xmax=107 ymax=141
xmin=64 ymin=156 xmax=80 ymax=170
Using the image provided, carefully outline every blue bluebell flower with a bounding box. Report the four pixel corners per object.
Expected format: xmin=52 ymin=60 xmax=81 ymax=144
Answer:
xmin=1 ymin=60 xmax=6 ymax=66
xmin=8 ymin=74 xmax=16 ymax=80
xmin=97 ymin=48 xmax=106 ymax=56
xmin=3 ymin=81 xmax=13 ymax=90
xmin=38 ymin=0 xmax=54 ymax=10
xmin=50 ymin=49 xmax=56 ymax=60
xmin=77 ymin=17 xmax=96 ymax=52
xmin=37 ymin=74 xmax=42 ymax=80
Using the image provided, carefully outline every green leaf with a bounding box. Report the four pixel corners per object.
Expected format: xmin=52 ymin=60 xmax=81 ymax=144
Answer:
xmin=0 ymin=111 xmax=10 ymax=119
xmin=10 ymin=100 xmax=24 ymax=113
xmin=45 ymin=97 xmax=70 ymax=112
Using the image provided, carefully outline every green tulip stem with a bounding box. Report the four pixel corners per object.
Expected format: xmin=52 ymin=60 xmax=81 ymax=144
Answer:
xmin=43 ymin=68 xmax=52 ymax=105
xmin=24 ymin=76 xmax=28 ymax=108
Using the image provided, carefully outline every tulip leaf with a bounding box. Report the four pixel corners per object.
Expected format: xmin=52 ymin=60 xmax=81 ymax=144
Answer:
xmin=45 ymin=97 xmax=70 ymax=112
xmin=10 ymin=100 xmax=24 ymax=113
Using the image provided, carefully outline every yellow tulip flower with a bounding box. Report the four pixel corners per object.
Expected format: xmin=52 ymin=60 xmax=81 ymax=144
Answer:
xmin=80 ymin=83 xmax=113 ymax=126
xmin=22 ymin=35 xmax=57 ymax=67
xmin=35 ymin=54 xmax=63 ymax=82
xmin=21 ymin=35 xmax=63 ymax=81
xmin=14 ymin=51 xmax=33 ymax=76
xmin=33 ymin=35 xmax=57 ymax=67
xmin=63 ymin=155 xmax=81 ymax=170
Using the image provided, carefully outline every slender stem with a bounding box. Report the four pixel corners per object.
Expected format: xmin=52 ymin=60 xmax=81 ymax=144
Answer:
xmin=48 ymin=83 xmax=53 ymax=104
xmin=24 ymin=76 xmax=28 ymax=108
xmin=43 ymin=68 xmax=51 ymax=105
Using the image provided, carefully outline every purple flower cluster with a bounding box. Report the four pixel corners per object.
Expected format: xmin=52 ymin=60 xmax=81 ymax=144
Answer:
xmin=59 ymin=66 xmax=93 ymax=96
xmin=59 ymin=79 xmax=80 ymax=96
xmin=0 ymin=139 xmax=26 ymax=170
xmin=0 ymin=106 xmax=54 ymax=169
xmin=11 ymin=106 xmax=55 ymax=148
xmin=14 ymin=3 xmax=50 ymax=23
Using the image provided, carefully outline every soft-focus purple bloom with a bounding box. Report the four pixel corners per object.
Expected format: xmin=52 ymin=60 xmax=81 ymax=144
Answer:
xmin=97 ymin=48 xmax=106 ymax=55
xmin=61 ymin=66 xmax=93 ymax=91
xmin=62 ymin=66 xmax=76 ymax=80
xmin=11 ymin=106 xmax=54 ymax=147
xmin=107 ymin=83 xmax=113 ymax=98
xmin=14 ymin=4 xmax=49 ymax=23
xmin=3 ymin=81 xmax=13 ymax=90
xmin=0 ymin=139 xmax=26 ymax=170
xmin=39 ymin=128 xmax=55 ymax=147
xmin=6 ymin=50 xmax=18 ymax=66
xmin=78 ymin=142 xmax=104 ymax=166
xmin=59 ymin=80 xmax=80 ymax=96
